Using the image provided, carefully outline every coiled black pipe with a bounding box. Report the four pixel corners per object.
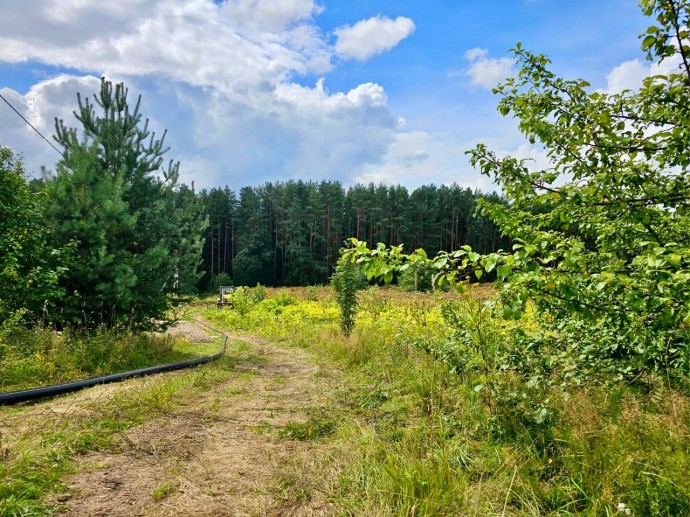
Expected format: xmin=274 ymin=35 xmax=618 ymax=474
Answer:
xmin=0 ymin=320 xmax=227 ymax=406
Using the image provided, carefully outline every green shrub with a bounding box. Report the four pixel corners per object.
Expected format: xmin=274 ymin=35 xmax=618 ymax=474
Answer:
xmin=274 ymin=291 xmax=296 ymax=307
xmin=331 ymin=259 xmax=366 ymax=336
xmin=250 ymin=283 xmax=267 ymax=302
xmin=398 ymin=263 xmax=434 ymax=292
xmin=211 ymin=272 xmax=233 ymax=292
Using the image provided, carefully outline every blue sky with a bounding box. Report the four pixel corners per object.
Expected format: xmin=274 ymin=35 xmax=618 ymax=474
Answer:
xmin=0 ymin=0 xmax=658 ymax=191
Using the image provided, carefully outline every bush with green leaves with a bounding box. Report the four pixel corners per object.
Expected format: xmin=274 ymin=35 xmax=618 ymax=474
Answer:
xmin=250 ymin=283 xmax=267 ymax=302
xmin=342 ymin=0 xmax=690 ymax=383
xmin=0 ymin=147 xmax=66 ymax=325
xmin=397 ymin=261 xmax=434 ymax=292
xmin=211 ymin=272 xmax=233 ymax=292
xmin=224 ymin=284 xmax=267 ymax=316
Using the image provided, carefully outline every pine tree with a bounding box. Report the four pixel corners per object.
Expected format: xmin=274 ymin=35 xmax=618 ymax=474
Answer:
xmin=46 ymin=78 xmax=205 ymax=328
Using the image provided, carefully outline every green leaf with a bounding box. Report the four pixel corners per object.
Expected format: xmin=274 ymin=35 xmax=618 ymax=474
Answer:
xmin=496 ymin=265 xmax=512 ymax=280
xmin=667 ymin=253 xmax=681 ymax=268
xmin=641 ymin=35 xmax=656 ymax=51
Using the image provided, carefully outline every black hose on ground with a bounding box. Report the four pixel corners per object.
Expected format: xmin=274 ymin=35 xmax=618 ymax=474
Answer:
xmin=0 ymin=320 xmax=227 ymax=406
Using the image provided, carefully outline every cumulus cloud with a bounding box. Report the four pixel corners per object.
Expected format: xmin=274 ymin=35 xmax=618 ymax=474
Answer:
xmin=1 ymin=87 xmax=56 ymax=171
xmin=601 ymin=59 xmax=650 ymax=94
xmin=600 ymin=54 xmax=685 ymax=94
xmin=1 ymin=75 xmax=103 ymax=173
xmin=2 ymin=73 xmax=398 ymax=187
xmin=334 ymin=15 xmax=415 ymax=61
xmin=174 ymin=78 xmax=396 ymax=187
xmin=0 ymin=0 xmax=331 ymax=97
xmin=0 ymin=0 xmax=412 ymax=186
xmin=462 ymin=47 xmax=515 ymax=90
xmin=222 ymin=0 xmax=323 ymax=31
xmin=0 ymin=0 xmax=495 ymax=192
xmin=464 ymin=47 xmax=489 ymax=62
xmin=355 ymin=131 xmax=495 ymax=191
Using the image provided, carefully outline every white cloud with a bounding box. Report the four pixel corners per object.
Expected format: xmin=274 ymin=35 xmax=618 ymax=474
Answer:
xmin=0 ymin=87 xmax=55 ymax=171
xmin=464 ymin=47 xmax=488 ymax=62
xmin=600 ymin=54 xmax=685 ymax=94
xmin=1 ymin=75 xmax=103 ymax=173
xmin=602 ymin=59 xmax=649 ymax=94
xmin=334 ymin=15 xmax=415 ymax=61
xmin=222 ymin=0 xmax=323 ymax=31
xmin=174 ymin=78 xmax=397 ymax=186
xmin=355 ymin=131 xmax=495 ymax=191
xmin=463 ymin=47 xmax=515 ymax=90
xmin=0 ymin=0 xmax=415 ymax=186
xmin=0 ymin=0 xmax=331 ymax=94
xmin=508 ymin=143 xmax=552 ymax=172
xmin=2 ymin=73 xmax=398 ymax=187
xmin=0 ymin=1 xmax=519 ymax=193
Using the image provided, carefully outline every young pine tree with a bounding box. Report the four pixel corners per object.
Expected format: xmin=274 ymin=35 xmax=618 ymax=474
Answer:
xmin=46 ymin=79 xmax=205 ymax=328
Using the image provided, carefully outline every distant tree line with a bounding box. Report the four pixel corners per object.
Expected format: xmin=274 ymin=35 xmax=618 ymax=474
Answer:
xmin=197 ymin=182 xmax=510 ymax=289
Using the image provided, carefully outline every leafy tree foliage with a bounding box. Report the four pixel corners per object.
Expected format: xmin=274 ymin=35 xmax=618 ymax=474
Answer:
xmin=0 ymin=148 xmax=64 ymax=324
xmin=344 ymin=0 xmax=690 ymax=381
xmin=45 ymin=79 xmax=206 ymax=327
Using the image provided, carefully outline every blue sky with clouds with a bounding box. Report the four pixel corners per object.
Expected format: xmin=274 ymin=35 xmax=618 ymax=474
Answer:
xmin=0 ymin=0 xmax=658 ymax=191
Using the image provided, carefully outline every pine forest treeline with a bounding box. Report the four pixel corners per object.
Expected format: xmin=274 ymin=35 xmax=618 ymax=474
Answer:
xmin=198 ymin=181 xmax=509 ymax=289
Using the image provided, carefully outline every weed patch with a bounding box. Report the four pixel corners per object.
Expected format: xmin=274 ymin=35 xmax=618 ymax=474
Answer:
xmin=279 ymin=417 xmax=336 ymax=441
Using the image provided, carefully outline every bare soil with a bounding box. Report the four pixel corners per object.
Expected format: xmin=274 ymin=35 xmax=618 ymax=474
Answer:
xmin=36 ymin=323 xmax=340 ymax=516
xmin=162 ymin=320 xmax=215 ymax=343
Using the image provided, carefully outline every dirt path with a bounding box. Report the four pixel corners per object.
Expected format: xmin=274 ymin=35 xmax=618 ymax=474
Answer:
xmin=24 ymin=323 xmax=340 ymax=516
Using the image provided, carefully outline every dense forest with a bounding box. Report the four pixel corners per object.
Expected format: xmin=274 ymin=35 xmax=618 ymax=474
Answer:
xmin=197 ymin=182 xmax=508 ymax=288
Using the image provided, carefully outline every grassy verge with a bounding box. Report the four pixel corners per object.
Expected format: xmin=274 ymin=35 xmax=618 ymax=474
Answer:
xmin=0 ymin=330 xmax=235 ymax=516
xmin=0 ymin=327 xmax=216 ymax=392
xmin=201 ymin=286 xmax=690 ymax=515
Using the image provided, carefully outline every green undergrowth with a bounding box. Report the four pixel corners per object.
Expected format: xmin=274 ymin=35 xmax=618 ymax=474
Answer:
xmin=0 ymin=332 xmax=237 ymax=516
xmin=202 ymin=286 xmax=690 ymax=515
xmin=280 ymin=416 xmax=338 ymax=441
xmin=0 ymin=326 xmax=216 ymax=392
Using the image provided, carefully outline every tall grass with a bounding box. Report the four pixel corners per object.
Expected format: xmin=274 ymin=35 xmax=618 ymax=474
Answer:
xmin=202 ymin=286 xmax=690 ymax=515
xmin=0 ymin=327 xmax=210 ymax=392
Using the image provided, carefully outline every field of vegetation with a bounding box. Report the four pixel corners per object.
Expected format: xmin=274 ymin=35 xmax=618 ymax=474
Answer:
xmin=0 ymin=327 xmax=221 ymax=393
xmin=4 ymin=286 xmax=688 ymax=515
xmin=200 ymin=286 xmax=690 ymax=515
xmin=3 ymin=1 xmax=690 ymax=515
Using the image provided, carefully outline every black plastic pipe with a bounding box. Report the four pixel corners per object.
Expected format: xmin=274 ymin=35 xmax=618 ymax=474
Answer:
xmin=0 ymin=320 xmax=227 ymax=406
